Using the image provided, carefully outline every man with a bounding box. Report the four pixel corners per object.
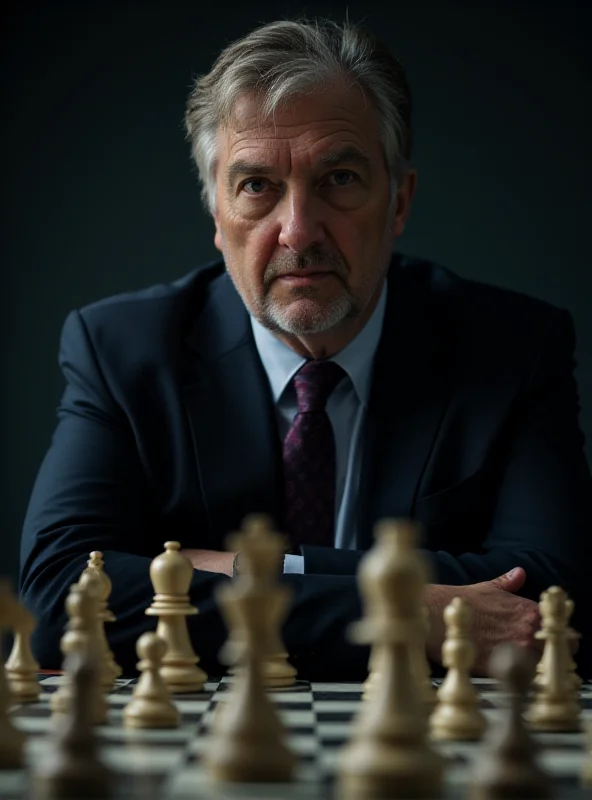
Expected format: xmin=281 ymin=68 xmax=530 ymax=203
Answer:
xmin=19 ymin=18 xmax=592 ymax=680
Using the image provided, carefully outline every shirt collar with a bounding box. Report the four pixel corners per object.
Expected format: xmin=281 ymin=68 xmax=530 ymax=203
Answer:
xmin=250 ymin=281 xmax=387 ymax=408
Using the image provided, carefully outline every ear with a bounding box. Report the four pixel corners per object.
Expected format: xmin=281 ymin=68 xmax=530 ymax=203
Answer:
xmin=213 ymin=212 xmax=223 ymax=253
xmin=393 ymin=168 xmax=418 ymax=238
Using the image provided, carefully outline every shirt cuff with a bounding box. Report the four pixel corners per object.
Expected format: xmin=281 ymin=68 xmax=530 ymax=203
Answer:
xmin=283 ymin=554 xmax=305 ymax=574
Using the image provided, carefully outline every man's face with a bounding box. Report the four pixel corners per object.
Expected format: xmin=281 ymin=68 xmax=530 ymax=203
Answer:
xmin=213 ymin=84 xmax=410 ymax=336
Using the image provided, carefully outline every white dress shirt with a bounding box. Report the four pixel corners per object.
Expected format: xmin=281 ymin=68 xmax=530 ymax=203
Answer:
xmin=250 ymin=283 xmax=387 ymax=572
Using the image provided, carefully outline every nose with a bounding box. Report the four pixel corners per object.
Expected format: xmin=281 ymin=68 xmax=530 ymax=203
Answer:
xmin=277 ymin=190 xmax=326 ymax=253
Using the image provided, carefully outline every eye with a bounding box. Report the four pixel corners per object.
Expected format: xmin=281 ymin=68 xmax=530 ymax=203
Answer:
xmin=241 ymin=178 xmax=269 ymax=194
xmin=326 ymin=170 xmax=357 ymax=187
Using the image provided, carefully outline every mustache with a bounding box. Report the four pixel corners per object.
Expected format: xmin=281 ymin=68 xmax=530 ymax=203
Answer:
xmin=263 ymin=248 xmax=348 ymax=287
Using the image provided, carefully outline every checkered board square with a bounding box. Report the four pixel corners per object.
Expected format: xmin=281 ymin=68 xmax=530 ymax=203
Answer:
xmin=3 ymin=674 xmax=592 ymax=798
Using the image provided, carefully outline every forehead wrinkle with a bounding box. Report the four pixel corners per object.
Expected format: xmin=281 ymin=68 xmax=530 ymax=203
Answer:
xmin=227 ymin=127 xmax=366 ymax=163
xmin=232 ymin=113 xmax=365 ymax=138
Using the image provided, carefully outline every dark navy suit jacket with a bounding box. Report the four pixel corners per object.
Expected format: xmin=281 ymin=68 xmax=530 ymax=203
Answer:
xmin=19 ymin=252 xmax=592 ymax=679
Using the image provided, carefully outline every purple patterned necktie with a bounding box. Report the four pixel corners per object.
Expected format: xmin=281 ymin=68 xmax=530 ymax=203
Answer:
xmin=282 ymin=360 xmax=345 ymax=549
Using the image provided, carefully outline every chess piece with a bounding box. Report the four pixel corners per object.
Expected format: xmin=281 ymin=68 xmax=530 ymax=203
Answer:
xmin=526 ymin=586 xmax=581 ymax=732
xmin=560 ymin=592 xmax=581 ymax=693
xmin=73 ymin=568 xmax=115 ymax=691
xmin=534 ymin=640 xmax=581 ymax=695
xmin=79 ymin=551 xmax=122 ymax=686
xmin=533 ymin=591 xmax=581 ymax=694
xmin=0 ymin=581 xmax=26 ymax=768
xmin=365 ymin=607 xmax=436 ymax=710
xmin=337 ymin=518 xmax=444 ymax=799
xmin=429 ymin=596 xmax=486 ymax=741
xmin=145 ymin=541 xmax=207 ymax=693
xmin=532 ymin=646 xmax=548 ymax=692
xmin=124 ymin=632 xmax=180 ymax=728
xmin=34 ymin=649 xmax=114 ymax=799
xmin=227 ymin=514 xmax=296 ymax=689
xmin=4 ymin=588 xmax=40 ymax=702
xmin=469 ymin=642 xmax=553 ymax=799
xmin=204 ymin=524 xmax=297 ymax=783
xmin=362 ymin=644 xmax=384 ymax=699
xmin=51 ymin=583 xmax=108 ymax=725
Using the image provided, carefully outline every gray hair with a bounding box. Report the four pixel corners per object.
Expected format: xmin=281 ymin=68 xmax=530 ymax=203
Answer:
xmin=184 ymin=17 xmax=413 ymax=214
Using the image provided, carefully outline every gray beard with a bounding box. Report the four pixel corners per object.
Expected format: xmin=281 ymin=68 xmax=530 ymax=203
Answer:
xmin=258 ymin=290 xmax=358 ymax=334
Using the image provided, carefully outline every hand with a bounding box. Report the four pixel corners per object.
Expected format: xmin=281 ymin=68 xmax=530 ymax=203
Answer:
xmin=425 ymin=567 xmax=543 ymax=675
xmin=458 ymin=568 xmax=543 ymax=675
xmin=180 ymin=549 xmax=235 ymax=577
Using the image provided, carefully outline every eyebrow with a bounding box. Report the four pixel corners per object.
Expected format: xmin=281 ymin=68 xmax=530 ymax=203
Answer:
xmin=317 ymin=146 xmax=372 ymax=172
xmin=226 ymin=146 xmax=372 ymax=192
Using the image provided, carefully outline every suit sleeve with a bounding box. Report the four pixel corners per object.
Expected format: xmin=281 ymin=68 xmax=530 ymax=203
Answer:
xmin=19 ymin=311 xmax=368 ymax=681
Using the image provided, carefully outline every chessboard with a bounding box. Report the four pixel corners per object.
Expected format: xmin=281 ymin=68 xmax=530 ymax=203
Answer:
xmin=3 ymin=673 xmax=592 ymax=799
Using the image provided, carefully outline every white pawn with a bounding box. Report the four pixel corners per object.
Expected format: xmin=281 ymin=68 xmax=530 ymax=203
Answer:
xmin=0 ymin=659 xmax=26 ymax=769
xmin=429 ymin=596 xmax=486 ymax=741
xmin=4 ymin=587 xmax=40 ymax=702
xmin=124 ymin=633 xmax=180 ymax=729
xmin=0 ymin=581 xmax=26 ymax=769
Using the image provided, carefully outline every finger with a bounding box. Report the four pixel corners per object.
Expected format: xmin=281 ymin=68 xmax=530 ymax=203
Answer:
xmin=489 ymin=567 xmax=526 ymax=593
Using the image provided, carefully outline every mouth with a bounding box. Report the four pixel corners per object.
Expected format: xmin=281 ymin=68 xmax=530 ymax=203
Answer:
xmin=275 ymin=271 xmax=335 ymax=286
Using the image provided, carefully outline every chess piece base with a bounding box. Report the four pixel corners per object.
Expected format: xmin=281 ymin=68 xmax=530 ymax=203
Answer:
xmin=470 ymin=763 xmax=553 ymax=800
xmin=5 ymin=675 xmax=40 ymax=703
xmin=160 ymin=664 xmax=207 ymax=693
xmin=153 ymin=614 xmax=208 ymax=693
xmin=34 ymin=759 xmax=113 ymax=800
xmin=430 ymin=703 xmax=486 ymax=741
xmin=207 ymin=737 xmax=296 ymax=783
xmin=262 ymin=654 xmax=297 ymax=688
xmin=338 ymin=741 xmax=444 ymax=800
xmin=231 ymin=659 xmax=297 ymax=689
xmin=526 ymin=699 xmax=581 ymax=732
xmin=124 ymin=698 xmax=180 ymax=729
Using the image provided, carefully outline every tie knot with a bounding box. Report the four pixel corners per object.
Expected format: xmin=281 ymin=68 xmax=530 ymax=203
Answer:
xmin=293 ymin=360 xmax=345 ymax=412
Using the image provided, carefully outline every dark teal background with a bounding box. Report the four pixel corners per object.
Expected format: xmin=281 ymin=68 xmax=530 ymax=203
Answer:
xmin=2 ymin=2 xmax=591 ymax=587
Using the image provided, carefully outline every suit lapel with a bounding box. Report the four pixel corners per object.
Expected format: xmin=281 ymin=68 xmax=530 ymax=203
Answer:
xmin=357 ymin=257 xmax=453 ymax=549
xmin=181 ymin=273 xmax=283 ymax=547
